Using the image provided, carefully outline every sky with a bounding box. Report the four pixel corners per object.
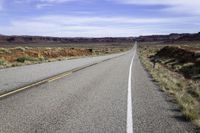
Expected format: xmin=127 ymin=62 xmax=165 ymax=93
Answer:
xmin=0 ymin=0 xmax=200 ymax=37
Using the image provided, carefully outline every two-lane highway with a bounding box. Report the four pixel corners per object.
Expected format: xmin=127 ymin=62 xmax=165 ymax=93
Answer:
xmin=0 ymin=44 xmax=198 ymax=133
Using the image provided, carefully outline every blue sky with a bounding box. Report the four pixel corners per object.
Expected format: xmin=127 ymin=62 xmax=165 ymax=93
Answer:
xmin=0 ymin=0 xmax=200 ymax=37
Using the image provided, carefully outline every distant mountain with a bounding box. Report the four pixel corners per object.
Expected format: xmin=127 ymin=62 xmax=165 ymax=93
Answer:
xmin=136 ymin=32 xmax=200 ymax=42
xmin=0 ymin=35 xmax=135 ymax=44
xmin=0 ymin=32 xmax=200 ymax=47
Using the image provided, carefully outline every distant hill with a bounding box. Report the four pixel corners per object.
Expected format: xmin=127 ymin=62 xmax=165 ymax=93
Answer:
xmin=136 ymin=32 xmax=200 ymax=43
xmin=0 ymin=35 xmax=136 ymax=47
xmin=0 ymin=35 xmax=134 ymax=44
xmin=0 ymin=32 xmax=200 ymax=47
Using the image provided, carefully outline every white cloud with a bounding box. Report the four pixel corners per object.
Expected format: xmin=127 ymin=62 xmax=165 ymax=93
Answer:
xmin=0 ymin=0 xmax=4 ymax=10
xmin=39 ymin=0 xmax=77 ymax=3
xmin=112 ymin=0 xmax=200 ymax=15
xmin=1 ymin=15 xmax=199 ymax=37
xmin=33 ymin=15 xmax=171 ymax=24
xmin=36 ymin=3 xmax=52 ymax=9
xmin=15 ymin=0 xmax=81 ymax=8
xmin=36 ymin=0 xmax=82 ymax=8
xmin=18 ymin=0 xmax=77 ymax=3
xmin=112 ymin=0 xmax=196 ymax=5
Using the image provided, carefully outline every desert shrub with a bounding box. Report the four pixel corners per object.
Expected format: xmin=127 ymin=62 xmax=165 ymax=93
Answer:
xmin=196 ymin=57 xmax=200 ymax=62
xmin=15 ymin=47 xmax=26 ymax=51
xmin=177 ymin=94 xmax=199 ymax=121
xmin=0 ymin=60 xmax=5 ymax=65
xmin=0 ymin=48 xmax=11 ymax=54
xmin=16 ymin=56 xmax=38 ymax=63
xmin=180 ymin=64 xmax=200 ymax=78
xmin=24 ymin=47 xmax=31 ymax=50
xmin=88 ymin=49 xmax=93 ymax=53
xmin=38 ymin=56 xmax=46 ymax=61
xmin=45 ymin=47 xmax=52 ymax=50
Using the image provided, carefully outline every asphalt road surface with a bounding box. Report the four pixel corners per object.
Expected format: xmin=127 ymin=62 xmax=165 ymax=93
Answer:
xmin=0 ymin=44 xmax=199 ymax=133
xmin=0 ymin=52 xmax=125 ymax=94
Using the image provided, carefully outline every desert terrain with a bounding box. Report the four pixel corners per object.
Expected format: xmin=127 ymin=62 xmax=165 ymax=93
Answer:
xmin=0 ymin=33 xmax=200 ymax=132
xmin=139 ymin=42 xmax=200 ymax=127
xmin=0 ymin=46 xmax=129 ymax=69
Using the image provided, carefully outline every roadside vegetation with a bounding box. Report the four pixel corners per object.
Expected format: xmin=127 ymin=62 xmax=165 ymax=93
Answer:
xmin=138 ymin=44 xmax=200 ymax=127
xmin=0 ymin=47 xmax=129 ymax=69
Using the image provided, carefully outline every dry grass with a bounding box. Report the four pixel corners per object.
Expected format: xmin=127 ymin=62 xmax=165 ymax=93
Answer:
xmin=138 ymin=45 xmax=200 ymax=127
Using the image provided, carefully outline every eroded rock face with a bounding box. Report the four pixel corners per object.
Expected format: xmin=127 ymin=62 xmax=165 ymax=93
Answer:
xmin=151 ymin=46 xmax=200 ymax=79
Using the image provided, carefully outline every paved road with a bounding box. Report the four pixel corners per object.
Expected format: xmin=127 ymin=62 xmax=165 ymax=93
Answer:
xmin=0 ymin=45 xmax=198 ymax=133
xmin=0 ymin=52 xmax=125 ymax=94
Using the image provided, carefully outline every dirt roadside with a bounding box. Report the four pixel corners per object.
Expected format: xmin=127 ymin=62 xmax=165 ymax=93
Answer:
xmin=138 ymin=44 xmax=200 ymax=128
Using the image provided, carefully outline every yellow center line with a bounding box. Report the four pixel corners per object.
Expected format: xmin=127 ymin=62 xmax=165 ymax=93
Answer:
xmin=48 ymin=72 xmax=72 ymax=83
xmin=0 ymin=53 xmax=126 ymax=99
xmin=0 ymin=72 xmax=72 ymax=98
xmin=0 ymin=80 xmax=46 ymax=98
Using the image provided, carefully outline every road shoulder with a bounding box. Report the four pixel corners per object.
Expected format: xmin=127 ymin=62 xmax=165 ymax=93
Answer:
xmin=132 ymin=54 xmax=199 ymax=133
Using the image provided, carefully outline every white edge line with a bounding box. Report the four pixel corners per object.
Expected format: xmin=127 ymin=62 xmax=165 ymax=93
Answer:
xmin=127 ymin=42 xmax=137 ymax=133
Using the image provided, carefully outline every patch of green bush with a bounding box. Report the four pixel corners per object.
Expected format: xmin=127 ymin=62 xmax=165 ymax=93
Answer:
xmin=0 ymin=60 xmax=5 ymax=65
xmin=16 ymin=56 xmax=38 ymax=63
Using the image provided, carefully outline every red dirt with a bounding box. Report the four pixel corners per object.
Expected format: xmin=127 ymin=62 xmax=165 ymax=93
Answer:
xmin=0 ymin=48 xmax=92 ymax=62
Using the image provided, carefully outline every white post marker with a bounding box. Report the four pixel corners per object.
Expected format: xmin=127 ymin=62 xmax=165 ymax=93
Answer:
xmin=127 ymin=42 xmax=137 ymax=133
